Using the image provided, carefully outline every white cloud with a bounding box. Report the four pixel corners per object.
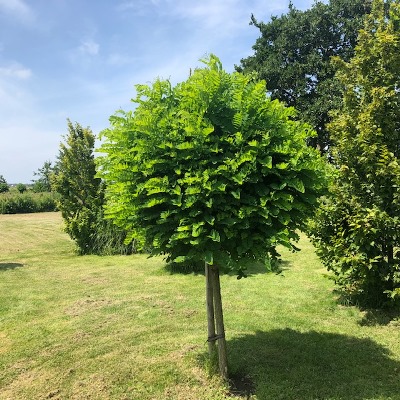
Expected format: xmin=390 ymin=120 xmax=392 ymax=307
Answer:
xmin=67 ymin=38 xmax=100 ymax=66
xmin=79 ymin=39 xmax=100 ymax=56
xmin=0 ymin=62 xmax=32 ymax=79
xmin=0 ymin=0 xmax=34 ymax=23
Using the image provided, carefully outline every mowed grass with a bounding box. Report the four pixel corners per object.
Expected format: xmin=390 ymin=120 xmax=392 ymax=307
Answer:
xmin=1 ymin=213 xmax=399 ymax=400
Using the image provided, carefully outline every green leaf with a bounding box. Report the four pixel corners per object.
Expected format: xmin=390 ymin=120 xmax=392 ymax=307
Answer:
xmin=288 ymin=178 xmax=305 ymax=193
xmin=205 ymin=250 xmax=214 ymax=265
xmin=276 ymin=162 xmax=289 ymax=170
xmin=261 ymin=156 xmax=273 ymax=169
xmin=204 ymin=214 xmax=215 ymax=225
xmin=192 ymin=222 xmax=205 ymax=237
xmin=208 ymin=229 xmax=221 ymax=242
xmin=231 ymin=189 xmax=241 ymax=199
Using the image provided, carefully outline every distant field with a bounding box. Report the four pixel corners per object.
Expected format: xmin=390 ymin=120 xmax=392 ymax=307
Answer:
xmin=1 ymin=213 xmax=399 ymax=399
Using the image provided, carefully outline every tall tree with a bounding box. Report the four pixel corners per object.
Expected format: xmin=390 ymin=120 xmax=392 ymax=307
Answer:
xmin=98 ymin=55 xmax=328 ymax=378
xmin=237 ymin=0 xmax=371 ymax=151
xmin=309 ymin=0 xmax=400 ymax=307
xmin=52 ymin=120 xmax=103 ymax=254
xmin=52 ymin=120 xmax=133 ymax=255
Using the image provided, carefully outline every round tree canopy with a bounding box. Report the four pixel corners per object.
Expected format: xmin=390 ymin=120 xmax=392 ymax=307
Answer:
xmin=98 ymin=55 xmax=328 ymax=273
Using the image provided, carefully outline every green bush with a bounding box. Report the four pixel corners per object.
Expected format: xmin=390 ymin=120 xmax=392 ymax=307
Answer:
xmin=0 ymin=192 xmax=59 ymax=214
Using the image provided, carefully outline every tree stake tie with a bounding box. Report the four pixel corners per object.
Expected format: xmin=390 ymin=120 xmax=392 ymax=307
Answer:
xmin=206 ymin=333 xmax=225 ymax=343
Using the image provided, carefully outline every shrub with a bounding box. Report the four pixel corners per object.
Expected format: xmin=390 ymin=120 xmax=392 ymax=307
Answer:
xmin=0 ymin=192 xmax=58 ymax=214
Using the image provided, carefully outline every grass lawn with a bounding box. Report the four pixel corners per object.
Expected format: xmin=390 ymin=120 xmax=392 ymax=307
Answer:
xmin=0 ymin=212 xmax=399 ymax=399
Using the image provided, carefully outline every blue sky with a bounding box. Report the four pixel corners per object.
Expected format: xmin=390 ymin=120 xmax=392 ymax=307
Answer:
xmin=0 ymin=0 xmax=315 ymax=183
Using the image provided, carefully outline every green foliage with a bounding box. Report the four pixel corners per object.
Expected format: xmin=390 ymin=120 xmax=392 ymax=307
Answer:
xmin=0 ymin=191 xmax=58 ymax=214
xmin=16 ymin=183 xmax=27 ymax=193
xmin=52 ymin=120 xmax=101 ymax=254
xmin=31 ymin=160 xmax=55 ymax=192
xmin=52 ymin=120 xmax=133 ymax=255
xmin=237 ymin=0 xmax=371 ymax=151
xmin=309 ymin=0 xmax=400 ymax=307
xmin=0 ymin=174 xmax=9 ymax=193
xmin=98 ymin=55 xmax=328 ymax=273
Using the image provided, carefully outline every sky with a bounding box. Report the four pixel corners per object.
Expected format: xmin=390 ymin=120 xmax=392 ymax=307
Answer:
xmin=0 ymin=0 xmax=316 ymax=183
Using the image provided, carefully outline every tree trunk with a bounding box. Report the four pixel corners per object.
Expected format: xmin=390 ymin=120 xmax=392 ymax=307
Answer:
xmin=205 ymin=262 xmax=216 ymax=357
xmin=209 ymin=264 xmax=228 ymax=380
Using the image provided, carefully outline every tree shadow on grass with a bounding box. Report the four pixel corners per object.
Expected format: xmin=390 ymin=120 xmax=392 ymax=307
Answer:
xmin=227 ymin=329 xmax=400 ymax=400
xmin=0 ymin=262 xmax=24 ymax=271
xmin=164 ymin=259 xmax=292 ymax=277
xmin=333 ymin=289 xmax=400 ymax=327
xmin=359 ymin=308 xmax=400 ymax=327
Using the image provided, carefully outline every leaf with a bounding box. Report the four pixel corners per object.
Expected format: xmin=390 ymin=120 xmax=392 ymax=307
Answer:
xmin=261 ymin=156 xmax=273 ymax=169
xmin=288 ymin=178 xmax=305 ymax=193
xmin=172 ymin=185 xmax=182 ymax=195
xmin=192 ymin=222 xmax=205 ymax=237
xmin=177 ymin=225 xmax=191 ymax=232
xmin=231 ymin=189 xmax=241 ymax=199
xmin=276 ymin=162 xmax=289 ymax=170
xmin=205 ymin=250 xmax=214 ymax=265
xmin=248 ymin=140 xmax=258 ymax=147
xmin=208 ymin=229 xmax=221 ymax=242
xmin=177 ymin=141 xmax=195 ymax=150
xmin=204 ymin=214 xmax=215 ymax=225
xmin=203 ymin=126 xmax=214 ymax=135
xmin=173 ymin=256 xmax=188 ymax=263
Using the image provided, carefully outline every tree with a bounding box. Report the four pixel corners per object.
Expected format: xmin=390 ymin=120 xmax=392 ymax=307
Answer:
xmin=16 ymin=183 xmax=27 ymax=193
xmin=237 ymin=0 xmax=371 ymax=151
xmin=98 ymin=55 xmax=328 ymax=378
xmin=309 ymin=0 xmax=400 ymax=307
xmin=52 ymin=120 xmax=134 ymax=255
xmin=0 ymin=175 xmax=9 ymax=193
xmin=31 ymin=160 xmax=55 ymax=192
xmin=52 ymin=120 xmax=102 ymax=254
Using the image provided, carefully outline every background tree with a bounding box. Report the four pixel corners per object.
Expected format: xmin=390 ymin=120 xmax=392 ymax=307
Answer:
xmin=0 ymin=175 xmax=9 ymax=193
xmin=309 ymin=0 xmax=400 ymax=307
xmin=52 ymin=119 xmax=132 ymax=255
xmin=98 ymin=55 xmax=328 ymax=378
xmin=237 ymin=0 xmax=371 ymax=151
xmin=16 ymin=183 xmax=27 ymax=193
xmin=31 ymin=160 xmax=55 ymax=193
